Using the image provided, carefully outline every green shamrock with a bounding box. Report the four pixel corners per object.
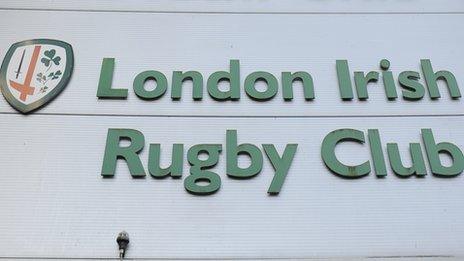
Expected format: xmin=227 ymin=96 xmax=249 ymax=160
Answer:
xmin=48 ymin=70 xmax=62 ymax=80
xmin=41 ymin=49 xmax=61 ymax=67
xmin=36 ymin=72 xmax=46 ymax=83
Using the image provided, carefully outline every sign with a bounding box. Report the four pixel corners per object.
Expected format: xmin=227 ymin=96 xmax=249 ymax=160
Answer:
xmin=1 ymin=39 xmax=463 ymax=195
xmin=0 ymin=5 xmax=463 ymax=259
xmin=0 ymin=39 xmax=73 ymax=113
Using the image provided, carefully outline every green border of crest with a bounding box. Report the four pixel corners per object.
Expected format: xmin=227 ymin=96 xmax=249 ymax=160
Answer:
xmin=0 ymin=39 xmax=74 ymax=114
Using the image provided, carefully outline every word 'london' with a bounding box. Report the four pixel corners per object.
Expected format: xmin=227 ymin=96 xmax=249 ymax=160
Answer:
xmin=97 ymin=59 xmax=461 ymax=101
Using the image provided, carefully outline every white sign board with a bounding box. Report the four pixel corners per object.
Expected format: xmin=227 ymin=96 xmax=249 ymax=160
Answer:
xmin=0 ymin=0 xmax=463 ymax=260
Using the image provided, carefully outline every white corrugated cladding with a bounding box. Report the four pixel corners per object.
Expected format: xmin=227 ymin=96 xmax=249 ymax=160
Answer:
xmin=0 ymin=0 xmax=463 ymax=260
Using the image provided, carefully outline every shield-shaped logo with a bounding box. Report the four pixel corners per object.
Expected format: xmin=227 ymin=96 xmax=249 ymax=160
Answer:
xmin=0 ymin=39 xmax=73 ymax=113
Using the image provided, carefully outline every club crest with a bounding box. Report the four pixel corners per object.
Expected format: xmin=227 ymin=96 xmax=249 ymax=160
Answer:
xmin=0 ymin=39 xmax=73 ymax=113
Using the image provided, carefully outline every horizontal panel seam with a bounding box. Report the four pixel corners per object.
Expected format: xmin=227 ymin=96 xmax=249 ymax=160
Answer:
xmin=0 ymin=255 xmax=455 ymax=260
xmin=0 ymin=8 xmax=464 ymax=15
xmin=1 ymin=111 xmax=464 ymax=118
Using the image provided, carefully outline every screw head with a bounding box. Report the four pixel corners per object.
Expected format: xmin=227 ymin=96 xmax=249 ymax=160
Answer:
xmin=117 ymin=231 xmax=129 ymax=244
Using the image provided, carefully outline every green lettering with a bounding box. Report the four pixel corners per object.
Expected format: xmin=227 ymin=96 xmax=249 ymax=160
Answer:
xmin=336 ymin=60 xmax=354 ymax=100
xmin=171 ymin=71 xmax=203 ymax=100
xmin=321 ymin=129 xmax=370 ymax=178
xmin=387 ymin=143 xmax=427 ymax=177
xmin=422 ymin=129 xmax=464 ymax=176
xmin=148 ymin=144 xmax=184 ymax=178
xmin=421 ymin=59 xmax=461 ymax=99
xmin=96 ymin=58 xmax=128 ymax=98
xmin=281 ymin=72 xmax=315 ymax=101
xmin=368 ymin=129 xmax=387 ymax=177
xmin=101 ymin=129 xmax=145 ymax=177
xmin=354 ymin=71 xmax=379 ymax=100
xmin=398 ymin=71 xmax=425 ymax=100
xmin=263 ymin=144 xmax=297 ymax=194
xmin=226 ymin=130 xmax=263 ymax=178
xmin=207 ymin=60 xmax=240 ymax=100
xmin=133 ymin=70 xmax=167 ymax=99
xmin=380 ymin=59 xmax=398 ymax=100
xmin=184 ymin=144 xmax=222 ymax=195
xmin=244 ymin=71 xmax=278 ymax=101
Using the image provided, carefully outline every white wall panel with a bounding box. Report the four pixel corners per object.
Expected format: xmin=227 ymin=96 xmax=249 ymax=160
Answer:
xmin=0 ymin=114 xmax=463 ymax=259
xmin=1 ymin=0 xmax=463 ymax=13
xmin=1 ymin=1 xmax=464 ymax=259
xmin=0 ymin=10 xmax=463 ymax=117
